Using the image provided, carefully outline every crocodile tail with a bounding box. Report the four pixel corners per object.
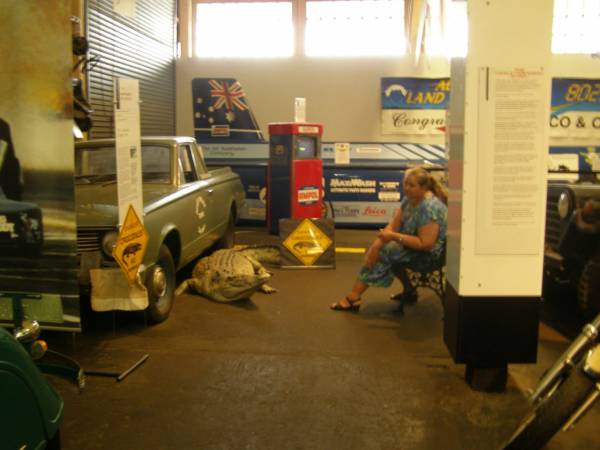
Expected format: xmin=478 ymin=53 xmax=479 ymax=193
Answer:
xmin=175 ymin=279 xmax=190 ymax=297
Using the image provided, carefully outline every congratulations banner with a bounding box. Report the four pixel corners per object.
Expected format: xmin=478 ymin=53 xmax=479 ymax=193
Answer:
xmin=550 ymin=78 xmax=600 ymax=142
xmin=381 ymin=77 xmax=450 ymax=136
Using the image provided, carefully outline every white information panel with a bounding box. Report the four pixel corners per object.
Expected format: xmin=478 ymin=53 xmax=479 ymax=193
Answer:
xmin=475 ymin=67 xmax=547 ymax=255
xmin=114 ymin=78 xmax=143 ymax=225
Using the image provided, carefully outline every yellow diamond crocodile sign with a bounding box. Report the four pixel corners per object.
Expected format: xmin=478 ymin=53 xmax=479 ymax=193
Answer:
xmin=112 ymin=205 xmax=149 ymax=284
xmin=282 ymin=218 xmax=332 ymax=266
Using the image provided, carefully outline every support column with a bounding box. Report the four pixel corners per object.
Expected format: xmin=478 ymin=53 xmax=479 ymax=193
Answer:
xmin=444 ymin=0 xmax=554 ymax=392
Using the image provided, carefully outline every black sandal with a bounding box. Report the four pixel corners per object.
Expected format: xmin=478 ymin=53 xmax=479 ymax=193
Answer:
xmin=390 ymin=290 xmax=418 ymax=305
xmin=330 ymin=296 xmax=361 ymax=312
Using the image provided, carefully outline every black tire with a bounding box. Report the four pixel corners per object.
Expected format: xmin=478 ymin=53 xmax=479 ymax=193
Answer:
xmin=145 ymin=244 xmax=175 ymax=324
xmin=577 ymin=258 xmax=600 ymax=318
xmin=216 ymin=208 xmax=235 ymax=249
xmin=501 ymin=363 xmax=597 ymax=450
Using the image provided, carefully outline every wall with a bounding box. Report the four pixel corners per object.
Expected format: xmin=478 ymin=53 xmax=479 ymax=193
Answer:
xmin=175 ymin=0 xmax=600 ymax=146
xmin=176 ymin=55 xmax=450 ymax=144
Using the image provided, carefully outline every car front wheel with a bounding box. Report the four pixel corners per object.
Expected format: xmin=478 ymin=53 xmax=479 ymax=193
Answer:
xmin=145 ymin=244 xmax=175 ymax=324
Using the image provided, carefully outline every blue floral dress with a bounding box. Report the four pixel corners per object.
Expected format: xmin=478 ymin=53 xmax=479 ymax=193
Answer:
xmin=357 ymin=195 xmax=447 ymax=288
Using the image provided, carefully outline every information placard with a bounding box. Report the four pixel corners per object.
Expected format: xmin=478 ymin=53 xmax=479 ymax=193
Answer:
xmin=475 ymin=67 xmax=547 ymax=255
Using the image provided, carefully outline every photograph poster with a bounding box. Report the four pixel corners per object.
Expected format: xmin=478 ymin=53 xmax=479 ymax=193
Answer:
xmin=0 ymin=2 xmax=80 ymax=331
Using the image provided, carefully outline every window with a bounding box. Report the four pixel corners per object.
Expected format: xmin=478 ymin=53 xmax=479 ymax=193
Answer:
xmin=179 ymin=145 xmax=198 ymax=183
xmin=305 ymin=0 xmax=406 ymax=57
xmin=424 ymin=0 xmax=468 ymax=58
xmin=194 ymin=1 xmax=294 ymax=57
xmin=75 ymin=145 xmax=172 ymax=184
xmin=552 ymin=0 xmax=600 ymax=54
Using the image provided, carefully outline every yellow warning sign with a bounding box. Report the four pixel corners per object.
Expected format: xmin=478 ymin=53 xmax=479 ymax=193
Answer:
xmin=112 ymin=205 xmax=149 ymax=284
xmin=282 ymin=218 xmax=332 ymax=266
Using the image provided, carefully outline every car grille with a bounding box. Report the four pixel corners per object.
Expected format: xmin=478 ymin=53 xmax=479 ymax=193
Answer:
xmin=77 ymin=226 xmax=115 ymax=254
xmin=545 ymin=185 xmax=568 ymax=249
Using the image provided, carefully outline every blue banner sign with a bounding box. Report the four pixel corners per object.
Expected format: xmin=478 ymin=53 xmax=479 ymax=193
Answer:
xmin=381 ymin=77 xmax=450 ymax=110
xmin=550 ymin=78 xmax=600 ymax=142
xmin=381 ymin=77 xmax=450 ymax=136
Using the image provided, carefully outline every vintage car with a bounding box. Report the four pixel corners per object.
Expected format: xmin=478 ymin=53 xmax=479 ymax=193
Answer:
xmin=544 ymin=180 xmax=600 ymax=317
xmin=75 ymin=137 xmax=245 ymax=323
xmin=0 ymin=188 xmax=44 ymax=257
xmin=0 ymin=323 xmax=63 ymax=450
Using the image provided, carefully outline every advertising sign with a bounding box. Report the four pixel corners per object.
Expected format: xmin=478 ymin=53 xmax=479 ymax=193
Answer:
xmin=381 ymin=77 xmax=450 ymax=136
xmin=192 ymin=78 xmax=264 ymax=143
xmin=0 ymin=1 xmax=80 ymax=331
xmin=550 ymin=78 xmax=600 ymax=144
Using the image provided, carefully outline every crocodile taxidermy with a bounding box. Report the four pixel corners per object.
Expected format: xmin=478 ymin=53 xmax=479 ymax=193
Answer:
xmin=175 ymin=246 xmax=280 ymax=302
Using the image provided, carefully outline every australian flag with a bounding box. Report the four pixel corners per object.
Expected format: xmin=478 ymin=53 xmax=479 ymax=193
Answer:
xmin=192 ymin=78 xmax=265 ymax=143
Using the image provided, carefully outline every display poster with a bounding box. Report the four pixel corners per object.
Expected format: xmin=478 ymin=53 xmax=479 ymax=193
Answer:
xmin=381 ymin=77 xmax=450 ymax=136
xmin=0 ymin=2 xmax=80 ymax=331
xmin=192 ymin=78 xmax=265 ymax=143
xmin=334 ymin=142 xmax=350 ymax=165
xmin=114 ymin=78 xmax=143 ymax=224
xmin=476 ymin=67 xmax=548 ymax=255
xmin=550 ymin=78 xmax=600 ymax=144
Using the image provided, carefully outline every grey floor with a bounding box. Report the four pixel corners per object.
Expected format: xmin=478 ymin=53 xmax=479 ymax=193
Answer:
xmin=47 ymin=228 xmax=600 ymax=450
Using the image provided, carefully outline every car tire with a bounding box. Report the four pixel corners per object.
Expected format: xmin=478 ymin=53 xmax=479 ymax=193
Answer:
xmin=145 ymin=244 xmax=175 ymax=324
xmin=577 ymin=257 xmax=600 ymax=318
xmin=501 ymin=362 xmax=596 ymax=450
xmin=216 ymin=209 xmax=235 ymax=249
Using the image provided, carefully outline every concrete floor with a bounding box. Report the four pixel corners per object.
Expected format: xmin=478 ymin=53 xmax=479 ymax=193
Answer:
xmin=46 ymin=227 xmax=600 ymax=450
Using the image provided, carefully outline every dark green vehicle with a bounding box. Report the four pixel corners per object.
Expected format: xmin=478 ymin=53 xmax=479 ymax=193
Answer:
xmin=544 ymin=180 xmax=600 ymax=317
xmin=75 ymin=137 xmax=245 ymax=323
xmin=0 ymin=323 xmax=63 ymax=449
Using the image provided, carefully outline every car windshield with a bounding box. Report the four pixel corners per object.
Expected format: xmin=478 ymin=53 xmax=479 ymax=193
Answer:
xmin=75 ymin=144 xmax=171 ymax=184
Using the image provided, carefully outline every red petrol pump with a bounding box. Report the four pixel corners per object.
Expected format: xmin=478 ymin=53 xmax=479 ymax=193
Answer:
xmin=267 ymin=123 xmax=323 ymax=234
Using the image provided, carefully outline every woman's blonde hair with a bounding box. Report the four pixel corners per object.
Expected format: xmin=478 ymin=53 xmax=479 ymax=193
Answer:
xmin=405 ymin=166 xmax=448 ymax=205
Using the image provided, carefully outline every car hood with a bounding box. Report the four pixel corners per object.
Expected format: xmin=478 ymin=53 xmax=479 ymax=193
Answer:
xmin=0 ymin=197 xmax=40 ymax=215
xmin=75 ymin=184 xmax=176 ymax=226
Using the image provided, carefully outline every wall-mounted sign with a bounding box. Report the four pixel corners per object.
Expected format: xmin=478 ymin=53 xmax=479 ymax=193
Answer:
xmin=475 ymin=67 xmax=547 ymax=255
xmin=192 ymin=78 xmax=264 ymax=143
xmin=550 ymin=78 xmax=600 ymax=144
xmin=381 ymin=77 xmax=450 ymax=136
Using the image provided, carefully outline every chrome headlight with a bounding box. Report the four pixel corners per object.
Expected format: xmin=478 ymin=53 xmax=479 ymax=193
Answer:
xmin=101 ymin=231 xmax=118 ymax=257
xmin=557 ymin=190 xmax=572 ymax=219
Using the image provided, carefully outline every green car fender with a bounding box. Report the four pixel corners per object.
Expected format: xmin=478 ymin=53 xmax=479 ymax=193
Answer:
xmin=0 ymin=327 xmax=63 ymax=448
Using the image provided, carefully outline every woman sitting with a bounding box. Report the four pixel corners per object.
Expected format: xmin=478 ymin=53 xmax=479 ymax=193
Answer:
xmin=331 ymin=166 xmax=448 ymax=311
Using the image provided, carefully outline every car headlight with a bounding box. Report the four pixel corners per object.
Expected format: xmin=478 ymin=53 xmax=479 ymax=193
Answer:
xmin=557 ymin=190 xmax=572 ymax=219
xmin=101 ymin=231 xmax=118 ymax=257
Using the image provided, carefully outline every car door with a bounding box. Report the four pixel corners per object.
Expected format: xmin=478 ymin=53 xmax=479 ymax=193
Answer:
xmin=177 ymin=144 xmax=212 ymax=260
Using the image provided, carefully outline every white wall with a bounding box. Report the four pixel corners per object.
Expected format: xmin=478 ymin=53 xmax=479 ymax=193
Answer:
xmin=551 ymin=54 xmax=600 ymax=78
xmin=176 ymin=55 xmax=450 ymax=144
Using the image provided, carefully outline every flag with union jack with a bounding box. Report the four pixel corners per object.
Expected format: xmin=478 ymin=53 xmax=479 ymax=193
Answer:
xmin=192 ymin=78 xmax=265 ymax=142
